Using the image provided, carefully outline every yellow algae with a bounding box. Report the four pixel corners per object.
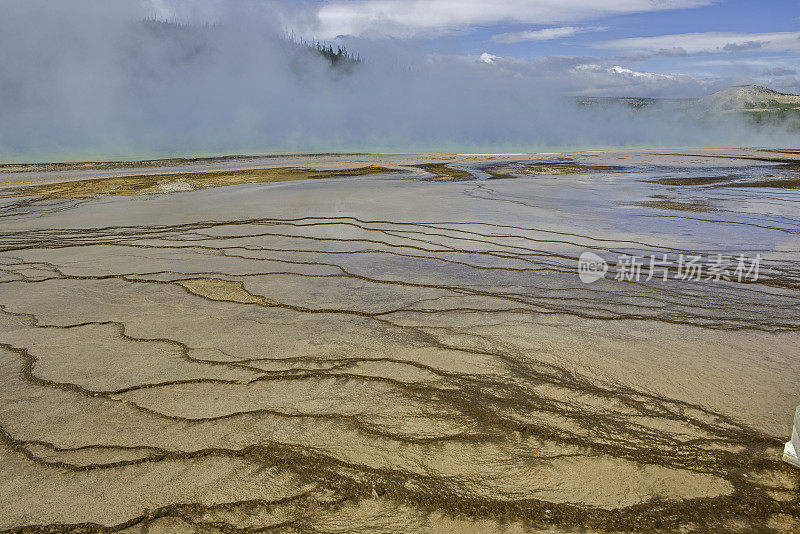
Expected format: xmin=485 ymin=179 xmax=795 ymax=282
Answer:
xmin=174 ymin=278 xmax=277 ymax=306
xmin=486 ymin=161 xmax=624 ymax=178
xmin=414 ymin=163 xmax=473 ymax=180
xmin=3 ymin=165 xmax=398 ymax=199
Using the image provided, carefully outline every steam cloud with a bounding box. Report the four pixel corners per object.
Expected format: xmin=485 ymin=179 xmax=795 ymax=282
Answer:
xmin=0 ymin=0 xmax=796 ymax=160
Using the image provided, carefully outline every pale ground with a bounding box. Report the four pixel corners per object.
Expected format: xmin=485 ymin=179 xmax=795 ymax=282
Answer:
xmin=0 ymin=149 xmax=798 ymax=532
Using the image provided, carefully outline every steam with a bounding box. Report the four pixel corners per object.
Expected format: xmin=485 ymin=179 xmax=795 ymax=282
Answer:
xmin=0 ymin=0 xmax=796 ymax=161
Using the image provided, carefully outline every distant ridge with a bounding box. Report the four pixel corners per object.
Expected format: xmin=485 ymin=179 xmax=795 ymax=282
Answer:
xmin=698 ymin=85 xmax=800 ymax=111
xmin=575 ymin=85 xmax=800 ymax=129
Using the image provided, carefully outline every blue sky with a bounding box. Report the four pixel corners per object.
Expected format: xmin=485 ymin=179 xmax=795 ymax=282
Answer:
xmin=149 ymin=0 xmax=800 ymax=96
xmin=451 ymin=1 xmax=800 ymax=90
xmin=464 ymin=1 xmax=799 ymax=57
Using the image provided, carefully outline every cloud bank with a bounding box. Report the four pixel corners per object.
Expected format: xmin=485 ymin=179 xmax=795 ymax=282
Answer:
xmin=598 ymin=31 xmax=800 ymax=55
xmin=491 ymin=26 xmax=605 ymax=44
xmin=303 ymin=0 xmax=712 ymax=39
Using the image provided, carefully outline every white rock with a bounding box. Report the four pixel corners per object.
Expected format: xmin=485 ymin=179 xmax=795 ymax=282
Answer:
xmin=784 ymin=405 xmax=800 ymax=468
xmin=156 ymin=178 xmax=194 ymax=193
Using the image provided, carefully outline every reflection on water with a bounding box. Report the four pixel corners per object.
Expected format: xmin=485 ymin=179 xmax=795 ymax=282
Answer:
xmin=0 ymin=150 xmax=798 ymax=532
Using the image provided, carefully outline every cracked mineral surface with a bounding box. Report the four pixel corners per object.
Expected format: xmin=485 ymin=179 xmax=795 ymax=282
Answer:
xmin=0 ymin=150 xmax=798 ymax=533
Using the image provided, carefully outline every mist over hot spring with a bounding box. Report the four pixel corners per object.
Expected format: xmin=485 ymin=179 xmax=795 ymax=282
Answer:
xmin=0 ymin=0 xmax=796 ymax=160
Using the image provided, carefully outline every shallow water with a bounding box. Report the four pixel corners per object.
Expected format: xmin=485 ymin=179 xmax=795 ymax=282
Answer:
xmin=0 ymin=149 xmax=798 ymax=532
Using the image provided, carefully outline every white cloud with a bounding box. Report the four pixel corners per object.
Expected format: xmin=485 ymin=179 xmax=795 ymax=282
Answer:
xmin=573 ymin=63 xmax=678 ymax=81
xmin=459 ymin=52 xmax=709 ymax=97
xmin=305 ymin=0 xmax=712 ymax=39
xmin=597 ymin=31 xmax=800 ymax=54
xmin=563 ymin=62 xmax=707 ymax=96
xmin=479 ymin=52 xmax=500 ymax=63
xmin=491 ymin=25 xmax=604 ymax=44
